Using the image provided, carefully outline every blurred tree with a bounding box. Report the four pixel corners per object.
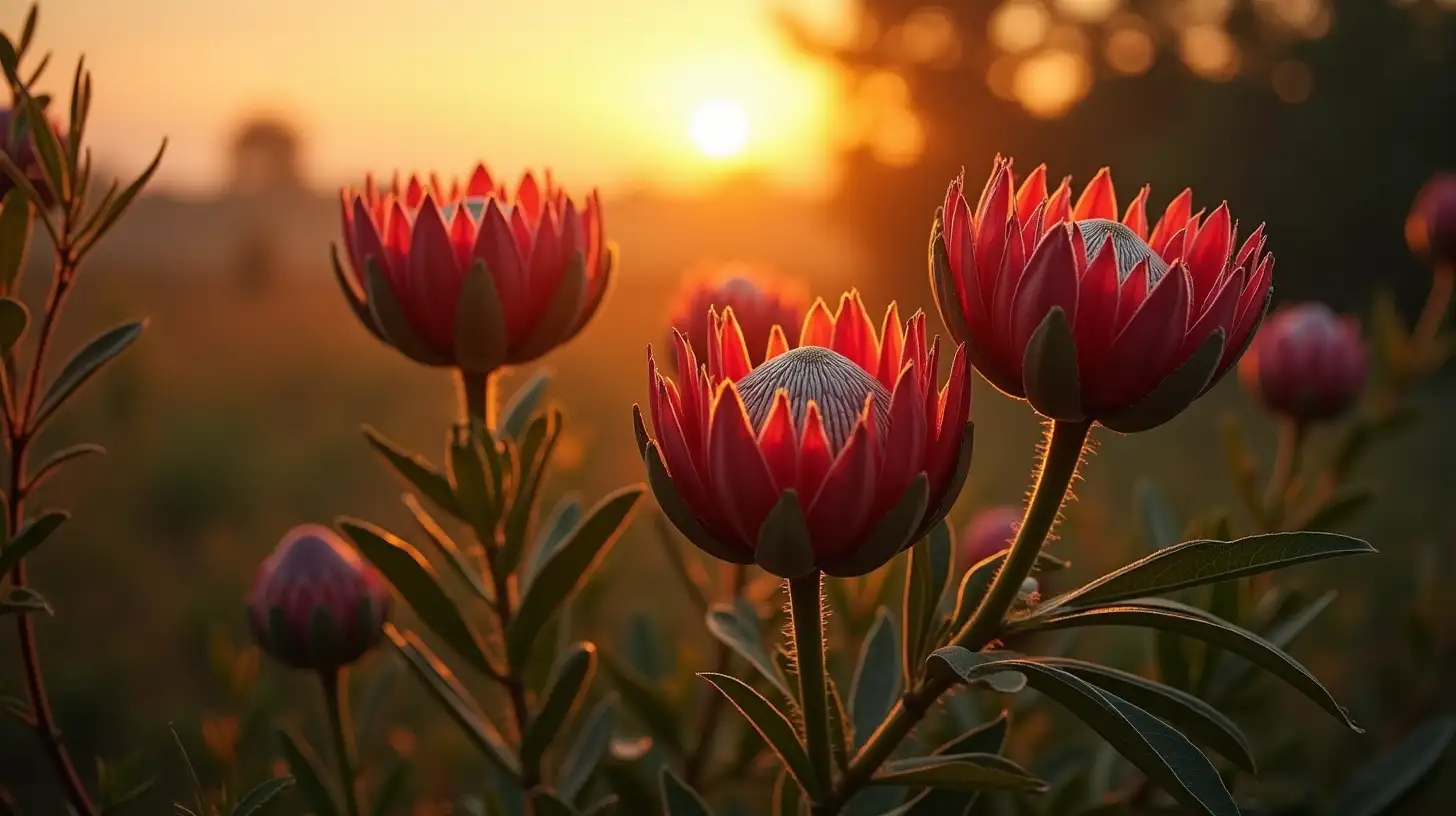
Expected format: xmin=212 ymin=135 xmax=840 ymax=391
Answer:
xmin=226 ymin=116 xmax=307 ymax=293
xmin=781 ymin=0 xmax=1456 ymax=314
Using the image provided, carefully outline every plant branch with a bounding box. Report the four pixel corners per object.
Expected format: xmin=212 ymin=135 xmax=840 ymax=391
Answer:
xmin=1263 ymin=418 xmax=1305 ymax=530
xmin=321 ymin=668 xmax=363 ymax=816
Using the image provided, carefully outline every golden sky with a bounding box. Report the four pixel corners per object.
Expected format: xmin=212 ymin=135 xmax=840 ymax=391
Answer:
xmin=29 ymin=0 xmax=852 ymax=196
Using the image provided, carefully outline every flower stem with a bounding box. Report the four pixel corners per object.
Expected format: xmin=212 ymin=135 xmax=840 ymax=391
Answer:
xmin=789 ymin=571 xmax=832 ymax=801
xmin=320 ymin=668 xmax=363 ymax=816
xmin=458 ymin=369 xmax=500 ymax=433
xmin=1263 ymin=418 xmax=1305 ymax=530
xmin=817 ymin=419 xmax=1092 ymax=814
xmin=1412 ymin=263 xmax=1453 ymax=353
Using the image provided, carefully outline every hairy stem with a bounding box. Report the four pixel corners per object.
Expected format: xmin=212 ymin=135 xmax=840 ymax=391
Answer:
xmin=789 ymin=572 xmax=832 ymax=802
xmin=818 ymin=419 xmax=1092 ymax=814
xmin=321 ymin=669 xmax=364 ymax=816
xmin=1263 ymin=418 xmax=1306 ymax=531
xmin=459 ymin=368 xmax=500 ymax=434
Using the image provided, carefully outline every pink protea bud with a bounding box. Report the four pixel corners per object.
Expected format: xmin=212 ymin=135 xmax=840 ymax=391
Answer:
xmin=1407 ymin=173 xmax=1456 ymax=268
xmin=666 ymin=262 xmax=809 ymax=371
xmin=1238 ymin=303 xmax=1369 ymax=423
xmin=0 ymin=107 xmax=62 ymax=208
xmin=960 ymin=505 xmax=1021 ymax=568
xmin=247 ymin=525 xmax=392 ymax=673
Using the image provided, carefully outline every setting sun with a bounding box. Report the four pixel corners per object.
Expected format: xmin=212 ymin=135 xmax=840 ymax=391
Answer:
xmin=688 ymin=98 xmax=750 ymax=159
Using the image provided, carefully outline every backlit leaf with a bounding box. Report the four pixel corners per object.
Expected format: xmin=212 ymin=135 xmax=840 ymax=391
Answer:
xmin=1329 ymin=717 xmax=1456 ymax=816
xmin=33 ymin=321 xmax=145 ymax=431
xmin=700 ymin=672 xmax=819 ymax=798
xmin=850 ymin=607 xmax=901 ymax=752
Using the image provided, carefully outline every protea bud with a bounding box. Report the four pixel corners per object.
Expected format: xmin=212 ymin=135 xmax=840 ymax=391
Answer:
xmin=960 ymin=505 xmax=1020 ymax=568
xmin=334 ymin=165 xmax=615 ymax=374
xmin=1238 ymin=303 xmax=1369 ymax=423
xmin=247 ymin=525 xmax=391 ymax=673
xmin=667 ymin=262 xmax=809 ymax=370
xmin=0 ymin=107 xmax=61 ymax=208
xmin=1407 ymin=173 xmax=1456 ymax=268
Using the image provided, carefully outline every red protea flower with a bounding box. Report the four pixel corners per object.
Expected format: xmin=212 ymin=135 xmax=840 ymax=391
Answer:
xmin=1407 ymin=173 xmax=1456 ymax=269
xmin=333 ymin=165 xmax=615 ymax=373
xmin=931 ymin=157 xmax=1274 ymax=432
xmin=667 ymin=261 xmax=809 ymax=371
xmin=1238 ymin=303 xmax=1368 ymax=423
xmin=960 ymin=505 xmax=1020 ymax=568
xmin=633 ymin=291 xmax=974 ymax=578
xmin=247 ymin=525 xmax=392 ymax=673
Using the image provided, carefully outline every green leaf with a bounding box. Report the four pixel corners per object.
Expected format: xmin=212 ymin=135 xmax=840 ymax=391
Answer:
xmin=930 ymin=649 xmax=1238 ymax=816
xmin=338 ymin=519 xmax=497 ymax=676
xmin=850 ymin=607 xmax=901 ymax=751
xmin=1134 ymin=480 xmax=1181 ymax=550
xmin=509 ymin=486 xmax=643 ymax=668
xmin=581 ymin=796 xmax=619 ymax=816
xmin=949 ymin=549 xmax=1066 ymax=635
xmin=525 ymin=494 xmax=584 ymax=588
xmin=0 ymin=509 xmax=68 ymax=575
xmin=0 ymin=190 xmax=34 ymax=293
xmin=869 ymin=753 xmax=1047 ymax=793
xmin=601 ymin=653 xmax=684 ymax=755
xmin=1 ymin=586 xmax=52 ymax=616
xmin=1329 ymin=717 xmax=1456 ymax=816
xmin=1038 ymin=658 xmax=1255 ymax=773
xmin=772 ymin=769 xmax=802 ymax=816
xmin=26 ymin=442 xmax=106 ymax=491
xmin=699 ymin=671 xmax=819 ymax=798
xmin=501 ymin=409 xmax=562 ymax=574
xmin=903 ymin=536 xmax=935 ymax=686
xmin=501 ymin=370 xmax=552 ymax=440
xmin=0 ymin=296 xmax=27 ymax=353
xmin=1038 ymin=531 xmax=1375 ymax=613
xmin=827 ymin=676 xmax=851 ymax=773
xmin=363 ymin=426 xmax=463 ymax=518
xmin=77 ymin=138 xmax=166 ymax=253
xmin=1195 ymin=578 xmax=1242 ymax=697
xmin=276 ymin=728 xmax=340 ymax=816
xmin=529 ymin=790 xmax=577 ymax=816
xmin=659 ymin=768 xmax=713 ymax=816
xmin=32 ymin=321 xmax=145 ymax=430
xmin=401 ymin=493 xmax=492 ymax=603
xmin=706 ymin=602 xmax=790 ymax=698
xmin=230 ymin=777 xmax=295 ymax=816
xmin=22 ymin=95 xmax=67 ymax=202
xmin=522 ymin=642 xmax=597 ymax=771
xmin=1155 ymin=628 xmax=1191 ymax=692
xmin=557 ymin=698 xmax=615 ymax=800
xmin=448 ymin=422 xmax=498 ymax=540
xmin=386 ymin=626 xmax=521 ymax=777
xmin=902 ymin=711 xmax=1014 ymax=815
xmin=1206 ymin=590 xmax=1337 ymax=703
xmin=1018 ymin=601 xmax=1361 ymax=732
xmin=370 ymin=762 xmax=410 ymax=816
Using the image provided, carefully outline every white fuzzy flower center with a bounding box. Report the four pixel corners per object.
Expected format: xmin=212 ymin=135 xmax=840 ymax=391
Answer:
xmin=735 ymin=346 xmax=891 ymax=450
xmin=1076 ymin=218 xmax=1169 ymax=287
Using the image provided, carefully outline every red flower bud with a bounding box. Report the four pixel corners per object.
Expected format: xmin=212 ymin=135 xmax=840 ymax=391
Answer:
xmin=960 ymin=505 xmax=1020 ymax=568
xmin=1407 ymin=173 xmax=1456 ymax=268
xmin=931 ymin=157 xmax=1274 ymax=433
xmin=247 ymin=525 xmax=391 ymax=672
xmin=1238 ymin=303 xmax=1368 ymax=422
xmin=667 ymin=262 xmax=809 ymax=371
xmin=0 ymin=107 xmax=62 ymax=208
xmin=335 ymin=165 xmax=615 ymax=374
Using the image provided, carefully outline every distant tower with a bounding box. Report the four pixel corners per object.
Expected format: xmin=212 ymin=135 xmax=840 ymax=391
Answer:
xmin=227 ymin=116 xmax=306 ymax=294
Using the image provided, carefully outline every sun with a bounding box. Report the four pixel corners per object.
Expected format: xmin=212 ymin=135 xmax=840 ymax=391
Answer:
xmin=688 ymin=98 xmax=750 ymax=159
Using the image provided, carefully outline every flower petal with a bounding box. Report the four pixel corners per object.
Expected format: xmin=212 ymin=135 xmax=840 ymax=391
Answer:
xmin=758 ymin=390 xmax=798 ymax=491
xmin=805 ymin=414 xmax=877 ymax=559
xmin=1186 ymin=203 xmax=1233 ymax=310
xmin=796 ymin=402 xmax=834 ymax=504
xmin=1074 ymin=232 xmax=1122 ymax=376
xmin=1016 ymin=163 xmax=1048 ymax=225
xmin=831 ymin=291 xmax=880 ymax=371
xmin=707 ymin=382 xmax=781 ymax=546
xmin=1091 ymin=262 xmax=1193 ymax=410
xmin=800 ymin=298 xmax=835 ymax=347
xmin=717 ymin=308 xmax=755 ymax=382
xmin=407 ymin=196 xmax=463 ymax=350
xmin=875 ymin=302 xmax=906 ymax=389
xmin=1009 ymin=224 xmax=1079 ymax=358
xmin=1072 ymin=168 xmax=1118 ymax=221
xmin=876 ymin=362 xmax=926 ymax=513
xmin=1122 ymin=185 xmax=1150 ymax=240
xmin=472 ymin=199 xmax=530 ymax=345
xmin=1149 ymin=188 xmax=1193 ymax=256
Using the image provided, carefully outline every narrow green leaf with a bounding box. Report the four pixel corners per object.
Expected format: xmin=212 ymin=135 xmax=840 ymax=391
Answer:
xmin=230 ymin=777 xmax=295 ymax=816
xmin=32 ymin=321 xmax=145 ymax=430
xmin=869 ymin=753 xmax=1047 ymax=793
xmin=699 ymin=672 xmax=819 ymax=798
xmin=501 ymin=370 xmax=552 ymax=440
xmin=370 ymin=762 xmax=410 ymax=816
xmin=903 ymin=537 xmax=933 ymax=686
xmin=1 ymin=586 xmax=52 ymax=616
xmin=1134 ymin=480 xmax=1181 ymax=550
xmin=522 ymin=642 xmax=597 ymax=771
xmin=0 ymin=296 xmax=27 ymax=353
xmin=501 ymin=409 xmax=561 ymax=574
xmin=386 ymin=626 xmax=520 ymax=777
xmin=557 ymin=698 xmax=615 ymax=800
xmin=1019 ymin=601 xmax=1361 ymax=732
xmin=1038 ymin=531 xmax=1375 ymax=612
xmin=508 ymin=486 xmax=643 ymax=667
xmin=772 ymin=769 xmax=802 ymax=816
xmin=276 ymin=728 xmax=340 ymax=816
xmin=26 ymin=442 xmax=105 ymax=491
xmin=1206 ymin=590 xmax=1336 ymax=702
xmin=529 ymin=790 xmax=577 ymax=816
xmin=448 ymin=422 xmax=497 ymax=539
xmin=1330 ymin=717 xmax=1456 ymax=816
xmin=1195 ymin=578 xmax=1242 ymax=697
xmin=1155 ymin=628 xmax=1191 ymax=692
xmin=402 ymin=493 xmax=493 ymax=602
xmin=1039 ymin=658 xmax=1256 ymax=773
xmin=0 ymin=190 xmax=34 ymax=293
xmin=927 ymin=520 xmax=954 ymax=616
xmin=77 ymin=138 xmax=166 ymax=253
xmin=706 ymin=602 xmax=790 ymax=698
xmin=0 ymin=509 xmax=67 ymax=575
xmin=949 ymin=549 xmax=1066 ymax=635
xmin=525 ymin=494 xmax=584 ymax=588
xmin=362 ymin=426 xmax=462 ymax=518
xmin=601 ymin=654 xmax=684 ymax=755
xmin=339 ymin=519 xmax=496 ymax=677
xmin=659 ymin=768 xmax=713 ymax=816
xmin=903 ymin=711 xmax=1013 ymax=815
xmin=827 ymin=675 xmax=851 ymax=773
xmin=581 ymin=796 xmax=619 ymax=816
xmin=22 ymin=96 xmax=67 ymax=202
xmin=850 ymin=607 xmax=901 ymax=751
xmin=930 ymin=649 xmax=1237 ymax=816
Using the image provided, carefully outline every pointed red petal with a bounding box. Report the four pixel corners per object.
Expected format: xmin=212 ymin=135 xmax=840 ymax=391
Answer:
xmin=765 ymin=325 xmax=790 ymax=362
xmin=1072 ymin=168 xmax=1118 ymax=221
xmin=975 ymin=161 xmax=1014 ymax=312
xmin=467 ymin=164 xmax=494 ymax=197
xmin=800 ymin=298 xmax=835 ymax=347
xmin=472 ymin=199 xmax=529 ymax=345
xmin=805 ymin=417 xmax=877 ymax=559
xmin=1186 ymin=203 xmax=1234 ymax=311
xmin=1181 ymin=265 xmax=1244 ymax=360
xmin=405 ymin=176 xmax=425 ymax=209
xmin=707 ymin=383 xmax=781 ymax=547
xmin=517 ymin=172 xmax=542 ymax=225
xmin=758 ymin=390 xmax=799 ymax=491
xmin=1016 ymin=163 xmax=1049 ymax=225
xmin=1074 ymin=234 xmax=1122 ymax=375
xmin=1150 ymin=189 xmax=1193 ymax=255
xmin=831 ymin=291 xmax=879 ymax=372
xmin=1008 ymin=223 xmax=1079 ymax=357
xmin=875 ymin=303 xmax=906 ymax=389
xmin=350 ymin=197 xmax=387 ymax=289
xmin=1045 ymin=176 xmax=1073 ymax=227
xmin=407 ymin=196 xmax=462 ymax=350
xmin=448 ymin=202 xmax=476 ymax=273
xmin=718 ymin=308 xmax=754 ymax=382
xmin=876 ymin=363 xmax=927 ymax=512
xmin=1123 ymin=185 xmax=1150 ymax=240
xmin=1091 ymin=263 xmax=1193 ymax=409
xmin=928 ymin=344 xmax=971 ymax=494
xmin=796 ymin=403 xmax=834 ymax=505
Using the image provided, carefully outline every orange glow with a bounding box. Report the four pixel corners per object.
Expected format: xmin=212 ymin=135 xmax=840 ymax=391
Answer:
xmin=688 ymin=99 xmax=751 ymax=159
xmin=1180 ymin=24 xmax=1241 ymax=81
xmin=991 ymin=0 xmax=1052 ymax=54
xmin=1014 ymin=51 xmax=1092 ymax=118
xmin=1056 ymin=0 xmax=1124 ymax=23
xmin=1105 ymin=23 xmax=1156 ymax=76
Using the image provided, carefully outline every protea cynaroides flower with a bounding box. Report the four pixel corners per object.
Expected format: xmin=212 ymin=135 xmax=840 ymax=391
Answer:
xmin=930 ymin=157 xmax=1274 ymax=432
xmin=1239 ymin=303 xmax=1369 ymax=423
xmin=961 ymin=505 xmax=1020 ymax=569
xmin=1407 ymin=173 xmax=1456 ymax=269
xmin=634 ymin=291 xmax=974 ymax=578
xmin=333 ymin=165 xmax=615 ymax=374
xmin=666 ymin=262 xmax=809 ymax=370
xmin=247 ymin=525 xmax=391 ymax=673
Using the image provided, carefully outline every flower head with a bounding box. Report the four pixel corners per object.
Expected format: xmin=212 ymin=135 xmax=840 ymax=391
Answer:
xmin=0 ymin=107 xmax=62 ymax=208
xmin=334 ymin=165 xmax=614 ymax=373
xmin=635 ymin=291 xmax=974 ymax=577
xmin=1238 ymin=303 xmax=1368 ymax=423
xmin=247 ymin=525 xmax=391 ymax=673
xmin=667 ymin=262 xmax=809 ymax=371
xmin=961 ymin=505 xmax=1021 ymax=568
xmin=931 ymin=157 xmax=1274 ymax=432
xmin=1407 ymin=173 xmax=1456 ymax=268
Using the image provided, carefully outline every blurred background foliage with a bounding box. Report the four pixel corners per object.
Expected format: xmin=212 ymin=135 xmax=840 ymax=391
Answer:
xmin=2 ymin=0 xmax=1456 ymax=812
